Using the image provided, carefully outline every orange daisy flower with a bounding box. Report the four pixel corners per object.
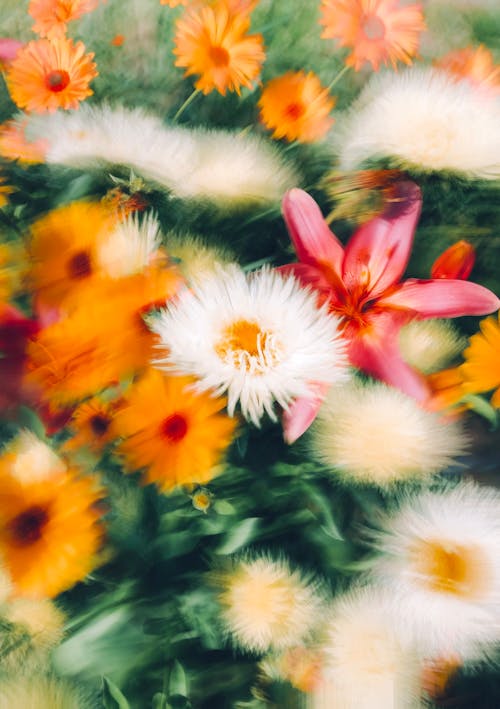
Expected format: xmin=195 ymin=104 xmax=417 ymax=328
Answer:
xmin=320 ymin=0 xmax=426 ymax=71
xmin=0 ymin=119 xmax=48 ymax=164
xmin=258 ymin=71 xmax=335 ymax=143
xmin=29 ymin=0 xmax=100 ymax=40
xmin=113 ymin=368 xmax=237 ymax=492
xmin=173 ymin=1 xmax=265 ymax=95
xmin=426 ymin=366 xmax=468 ymax=414
xmin=63 ymin=397 xmax=122 ymax=453
xmin=435 ymin=45 xmax=500 ymax=97
xmin=6 ymin=37 xmax=97 ymax=113
xmin=460 ymin=312 xmax=500 ymax=408
xmin=0 ymin=454 xmax=103 ymax=598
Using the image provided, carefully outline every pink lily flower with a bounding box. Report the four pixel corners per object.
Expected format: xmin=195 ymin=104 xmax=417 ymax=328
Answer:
xmin=281 ymin=182 xmax=500 ymax=442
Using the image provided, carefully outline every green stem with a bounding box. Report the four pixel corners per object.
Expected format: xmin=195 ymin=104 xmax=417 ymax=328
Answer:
xmin=173 ymin=88 xmax=201 ymax=122
xmin=324 ymin=64 xmax=350 ymax=93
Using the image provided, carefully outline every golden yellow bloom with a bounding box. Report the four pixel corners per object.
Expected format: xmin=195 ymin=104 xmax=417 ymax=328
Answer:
xmin=173 ymin=1 xmax=265 ymax=95
xmin=29 ymin=0 xmax=100 ymax=39
xmin=461 ymin=312 xmax=500 ymax=408
xmin=6 ymin=37 xmax=97 ymax=113
xmin=113 ymin=368 xmax=236 ymax=492
xmin=435 ymin=45 xmax=500 ymax=97
xmin=258 ymin=71 xmax=335 ymax=143
xmin=0 ymin=119 xmax=48 ymax=164
xmin=63 ymin=397 xmax=122 ymax=453
xmin=320 ymin=0 xmax=425 ymax=71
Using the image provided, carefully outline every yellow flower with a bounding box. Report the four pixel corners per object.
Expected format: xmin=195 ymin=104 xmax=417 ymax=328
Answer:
xmin=258 ymin=71 xmax=335 ymax=143
xmin=173 ymin=1 xmax=265 ymax=95
xmin=63 ymin=397 xmax=122 ymax=453
xmin=460 ymin=312 xmax=500 ymax=407
xmin=6 ymin=37 xmax=97 ymax=113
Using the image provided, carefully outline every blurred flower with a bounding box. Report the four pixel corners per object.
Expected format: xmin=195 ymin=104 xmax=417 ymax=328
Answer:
xmin=101 ymin=186 xmax=149 ymax=216
xmin=153 ymin=266 xmax=348 ymax=427
xmin=258 ymin=71 xmax=335 ymax=143
xmin=164 ymin=234 xmax=233 ymax=285
xmin=435 ymin=45 xmax=500 ymax=97
xmin=316 ymin=586 xmax=422 ymax=709
xmin=337 ymin=68 xmax=500 ymax=179
xmin=0 ymin=118 xmax=47 ymax=163
xmin=173 ymin=1 xmax=265 ymax=95
xmin=0 ymin=675 xmax=92 ymax=709
xmin=62 ymin=397 xmax=121 ymax=453
xmin=191 ymin=488 xmax=212 ymax=512
xmin=281 ymin=184 xmax=499 ymax=405
xmin=29 ymin=0 xmax=100 ymax=39
xmin=310 ymin=381 xmax=465 ymax=488
xmin=95 ymin=211 xmax=163 ymax=279
xmin=6 ymin=37 xmax=97 ymax=113
xmin=218 ymin=556 xmax=323 ymax=653
xmin=0 ymin=453 xmax=103 ymax=598
xmin=0 ymin=304 xmax=39 ymax=413
xmin=460 ymin=312 xmax=500 ymax=407
xmin=0 ymin=39 xmax=23 ymax=71
xmin=421 ymin=655 xmax=460 ymax=700
xmin=426 ymin=366 xmax=468 ymax=414
xmin=398 ymin=319 xmax=466 ymax=374
xmin=113 ymin=368 xmax=236 ymax=492
xmin=370 ymin=483 xmax=500 ymax=660
xmin=0 ymin=431 xmax=66 ymax=485
xmin=262 ymin=645 xmax=323 ymax=692
xmin=319 ymin=0 xmax=425 ymax=71
xmin=430 ymin=240 xmax=475 ymax=280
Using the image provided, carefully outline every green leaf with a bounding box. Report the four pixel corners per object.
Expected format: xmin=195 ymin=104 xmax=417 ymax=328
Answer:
xmin=302 ymin=484 xmax=344 ymax=541
xmin=213 ymin=499 xmax=236 ymax=515
xmin=215 ymin=517 xmax=260 ymax=555
xmin=461 ymin=394 xmax=498 ymax=428
xmin=152 ymin=693 xmax=168 ymax=709
xmin=102 ymin=677 xmax=130 ymax=709
xmin=168 ymin=660 xmax=188 ymax=697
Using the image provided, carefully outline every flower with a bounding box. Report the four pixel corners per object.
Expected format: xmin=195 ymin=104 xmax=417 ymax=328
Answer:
xmin=0 ymin=118 xmax=47 ymax=163
xmin=0 ymin=431 xmax=66 ymax=485
xmin=164 ymin=234 xmax=233 ymax=285
xmin=0 ymin=39 xmax=23 ymax=70
xmin=0 ymin=450 xmax=103 ymax=598
xmin=6 ymin=37 xmax=97 ymax=113
xmin=460 ymin=312 xmax=500 ymax=407
xmin=95 ymin=211 xmax=163 ymax=279
xmin=281 ymin=183 xmax=499 ymax=410
xmin=319 ymin=0 xmax=425 ymax=71
xmin=315 ymin=586 xmax=422 ymax=709
xmin=336 ymin=68 xmax=500 ymax=179
xmin=398 ymin=320 xmax=466 ymax=374
xmin=112 ymin=368 xmax=236 ymax=492
xmin=310 ymin=381 xmax=465 ymax=488
xmin=426 ymin=366 xmax=468 ymax=414
xmin=29 ymin=0 xmax=100 ymax=39
xmin=26 ymin=105 xmax=299 ymax=205
xmin=370 ymin=483 xmax=500 ymax=660
xmin=63 ymin=397 xmax=121 ymax=453
xmin=258 ymin=71 xmax=335 ymax=143
xmin=435 ymin=45 xmax=500 ymax=97
xmin=430 ymin=240 xmax=475 ymax=280
xmin=218 ymin=555 xmax=323 ymax=653
xmin=152 ymin=266 xmax=348 ymax=427
xmin=173 ymin=1 xmax=265 ymax=95
xmin=0 ymin=676 xmax=92 ymax=709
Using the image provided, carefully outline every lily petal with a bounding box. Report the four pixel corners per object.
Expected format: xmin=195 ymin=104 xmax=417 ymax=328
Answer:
xmin=342 ymin=181 xmax=422 ymax=299
xmin=282 ymin=189 xmax=344 ymax=276
xmin=276 ymin=263 xmax=343 ymax=307
xmin=379 ymin=279 xmax=500 ymax=318
xmin=282 ymin=382 xmax=331 ymax=444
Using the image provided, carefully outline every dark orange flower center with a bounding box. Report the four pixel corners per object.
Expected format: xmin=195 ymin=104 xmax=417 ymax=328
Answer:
xmin=8 ymin=505 xmax=49 ymax=546
xmin=284 ymin=102 xmax=305 ymax=121
xmin=161 ymin=413 xmax=188 ymax=442
xmin=45 ymin=69 xmax=71 ymax=93
xmin=361 ymin=13 xmax=386 ymax=41
xmin=90 ymin=414 xmax=110 ymax=436
xmin=209 ymin=45 xmax=230 ymax=67
xmin=67 ymin=250 xmax=93 ymax=280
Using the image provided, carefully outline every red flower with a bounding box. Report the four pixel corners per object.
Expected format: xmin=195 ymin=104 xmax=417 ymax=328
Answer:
xmin=430 ymin=240 xmax=475 ymax=280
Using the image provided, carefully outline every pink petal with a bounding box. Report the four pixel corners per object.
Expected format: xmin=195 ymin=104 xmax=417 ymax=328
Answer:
xmin=379 ymin=279 xmax=500 ymax=318
xmin=342 ymin=181 xmax=422 ymax=299
xmin=282 ymin=189 xmax=344 ymax=276
xmin=0 ymin=38 xmax=23 ymax=67
xmin=282 ymin=382 xmax=331 ymax=444
xmin=276 ymin=263 xmax=343 ymax=307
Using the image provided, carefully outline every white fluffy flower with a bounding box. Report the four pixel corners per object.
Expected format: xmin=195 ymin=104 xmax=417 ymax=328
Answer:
xmin=398 ymin=319 xmax=466 ymax=374
xmin=152 ymin=266 xmax=348 ymax=426
xmin=311 ymin=587 xmax=422 ymax=709
xmin=3 ymin=431 xmax=66 ymax=485
xmin=218 ymin=556 xmax=324 ymax=653
xmin=336 ymin=68 xmax=500 ymax=178
xmin=309 ymin=381 xmax=466 ymax=487
xmin=96 ymin=211 xmax=162 ymax=278
xmin=370 ymin=483 xmax=500 ymax=661
xmin=26 ymin=105 xmax=299 ymax=205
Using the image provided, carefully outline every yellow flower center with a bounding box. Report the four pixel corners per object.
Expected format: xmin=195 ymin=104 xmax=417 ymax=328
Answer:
xmin=361 ymin=13 xmax=386 ymax=41
xmin=412 ymin=539 xmax=491 ymax=599
xmin=45 ymin=70 xmax=71 ymax=93
xmin=8 ymin=505 xmax=49 ymax=546
xmin=209 ymin=45 xmax=230 ymax=67
xmin=215 ymin=318 xmax=282 ymax=373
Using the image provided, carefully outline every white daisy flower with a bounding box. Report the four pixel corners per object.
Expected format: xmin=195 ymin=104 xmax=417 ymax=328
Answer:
xmin=370 ymin=483 xmax=500 ymax=661
xmin=26 ymin=105 xmax=299 ymax=205
xmin=336 ymin=68 xmax=500 ymax=179
xmin=96 ymin=211 xmax=162 ymax=278
xmin=151 ymin=266 xmax=348 ymax=426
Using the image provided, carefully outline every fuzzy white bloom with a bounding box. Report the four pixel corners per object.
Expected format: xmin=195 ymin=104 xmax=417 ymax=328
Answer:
xmin=370 ymin=483 xmax=500 ymax=661
xmin=398 ymin=319 xmax=466 ymax=374
xmin=3 ymin=431 xmax=66 ymax=484
xmin=96 ymin=211 xmax=162 ymax=278
xmin=218 ymin=556 xmax=324 ymax=653
xmin=164 ymin=233 xmax=233 ymax=286
xmin=336 ymin=68 xmax=500 ymax=178
xmin=309 ymin=381 xmax=466 ymax=487
xmin=310 ymin=587 xmax=422 ymax=709
xmin=152 ymin=266 xmax=348 ymax=426
xmin=0 ymin=675 xmax=91 ymax=709
xmin=26 ymin=105 xmax=299 ymax=205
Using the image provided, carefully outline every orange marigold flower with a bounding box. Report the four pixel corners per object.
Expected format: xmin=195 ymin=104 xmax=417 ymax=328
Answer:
xmin=111 ymin=34 xmax=125 ymax=47
xmin=63 ymin=397 xmax=122 ymax=453
xmin=0 ymin=453 xmax=103 ymax=598
xmin=258 ymin=71 xmax=335 ymax=143
xmin=113 ymin=368 xmax=236 ymax=492
xmin=173 ymin=1 xmax=265 ymax=95
xmin=426 ymin=366 xmax=468 ymax=414
xmin=461 ymin=312 xmax=500 ymax=408
xmin=6 ymin=37 xmax=97 ymax=113
xmin=435 ymin=45 xmax=500 ymax=97
xmin=29 ymin=0 xmax=100 ymax=40
xmin=320 ymin=0 xmax=426 ymax=72
xmin=0 ymin=119 xmax=48 ymax=164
